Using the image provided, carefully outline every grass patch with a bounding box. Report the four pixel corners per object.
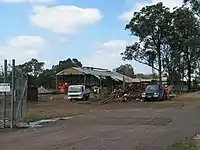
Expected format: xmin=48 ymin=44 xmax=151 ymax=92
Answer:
xmin=152 ymin=103 xmax=175 ymax=109
xmin=23 ymin=116 xmax=42 ymax=123
xmin=168 ymin=140 xmax=200 ymax=150
xmin=152 ymin=102 xmax=184 ymax=109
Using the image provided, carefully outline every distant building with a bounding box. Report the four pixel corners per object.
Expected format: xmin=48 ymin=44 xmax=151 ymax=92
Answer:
xmin=56 ymin=67 xmax=140 ymax=88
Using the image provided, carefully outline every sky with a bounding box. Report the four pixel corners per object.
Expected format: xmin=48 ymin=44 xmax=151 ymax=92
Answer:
xmin=0 ymin=0 xmax=183 ymax=73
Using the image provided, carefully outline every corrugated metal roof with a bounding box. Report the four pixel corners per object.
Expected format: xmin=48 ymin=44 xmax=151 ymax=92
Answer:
xmin=56 ymin=67 xmax=84 ymax=76
xmin=140 ymin=79 xmax=153 ymax=82
xmin=57 ymin=67 xmax=140 ymax=83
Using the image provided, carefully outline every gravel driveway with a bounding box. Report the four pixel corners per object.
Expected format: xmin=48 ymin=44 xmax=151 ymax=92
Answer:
xmin=1 ymin=96 xmax=200 ymax=150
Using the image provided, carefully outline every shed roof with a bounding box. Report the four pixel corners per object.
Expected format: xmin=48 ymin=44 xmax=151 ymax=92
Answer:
xmin=140 ymin=79 xmax=153 ymax=82
xmin=56 ymin=67 xmax=140 ymax=83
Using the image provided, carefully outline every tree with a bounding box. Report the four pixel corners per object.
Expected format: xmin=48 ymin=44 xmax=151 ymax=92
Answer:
xmin=184 ymin=0 xmax=200 ymax=15
xmin=53 ymin=58 xmax=82 ymax=73
xmin=146 ymin=50 xmax=157 ymax=77
xmin=172 ymin=6 xmax=200 ymax=89
xmin=17 ymin=58 xmax=45 ymax=86
xmin=114 ymin=64 xmax=135 ymax=78
xmin=122 ymin=2 xmax=200 ymax=90
xmin=17 ymin=58 xmax=83 ymax=88
xmin=135 ymin=73 xmax=158 ymax=79
xmin=38 ymin=58 xmax=83 ymax=88
xmin=37 ymin=69 xmax=55 ymax=88
xmin=121 ymin=2 xmax=172 ymax=84
xmin=17 ymin=58 xmax=45 ymax=77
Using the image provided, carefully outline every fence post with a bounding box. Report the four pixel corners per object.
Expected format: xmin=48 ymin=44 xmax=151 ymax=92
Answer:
xmin=11 ymin=59 xmax=15 ymax=128
xmin=3 ymin=60 xmax=7 ymax=128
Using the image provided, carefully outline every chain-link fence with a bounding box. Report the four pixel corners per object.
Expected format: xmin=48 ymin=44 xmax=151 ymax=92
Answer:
xmin=0 ymin=60 xmax=28 ymax=128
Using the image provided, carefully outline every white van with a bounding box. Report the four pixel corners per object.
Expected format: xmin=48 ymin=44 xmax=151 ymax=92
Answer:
xmin=68 ymin=85 xmax=90 ymax=100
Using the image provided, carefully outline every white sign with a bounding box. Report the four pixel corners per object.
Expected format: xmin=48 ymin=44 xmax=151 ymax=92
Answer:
xmin=0 ymin=83 xmax=10 ymax=92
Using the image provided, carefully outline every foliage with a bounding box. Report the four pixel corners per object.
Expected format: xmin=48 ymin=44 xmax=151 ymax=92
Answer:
xmin=53 ymin=58 xmax=82 ymax=73
xmin=122 ymin=2 xmax=172 ymax=84
xmin=17 ymin=58 xmax=83 ymax=88
xmin=37 ymin=69 xmax=55 ymax=88
xmin=17 ymin=58 xmax=45 ymax=77
xmin=135 ymin=73 xmax=158 ymax=79
xmin=173 ymin=6 xmax=200 ymax=88
xmin=17 ymin=59 xmax=45 ymax=86
xmin=114 ymin=64 xmax=135 ymax=78
xmin=184 ymin=0 xmax=200 ymax=15
xmin=122 ymin=2 xmax=200 ymax=89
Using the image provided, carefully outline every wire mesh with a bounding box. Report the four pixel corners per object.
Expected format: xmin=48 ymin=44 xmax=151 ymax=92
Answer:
xmin=0 ymin=60 xmax=28 ymax=128
xmin=0 ymin=63 xmax=12 ymax=128
xmin=14 ymin=66 xmax=28 ymax=125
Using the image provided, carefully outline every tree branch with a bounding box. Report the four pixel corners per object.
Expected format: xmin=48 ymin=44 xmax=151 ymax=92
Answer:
xmin=133 ymin=58 xmax=159 ymax=71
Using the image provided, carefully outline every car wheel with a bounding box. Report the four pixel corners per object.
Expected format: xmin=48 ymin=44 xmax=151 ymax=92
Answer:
xmin=158 ymin=96 xmax=162 ymax=101
xmin=159 ymin=93 xmax=164 ymax=101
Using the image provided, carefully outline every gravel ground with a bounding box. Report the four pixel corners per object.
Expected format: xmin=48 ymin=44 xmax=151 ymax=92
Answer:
xmin=1 ymin=93 xmax=200 ymax=150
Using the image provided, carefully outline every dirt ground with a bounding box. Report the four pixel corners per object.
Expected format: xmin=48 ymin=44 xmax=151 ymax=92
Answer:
xmin=27 ymin=93 xmax=198 ymax=120
xmin=1 ymin=92 xmax=200 ymax=150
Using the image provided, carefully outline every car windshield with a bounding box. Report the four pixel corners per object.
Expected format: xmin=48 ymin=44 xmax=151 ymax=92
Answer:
xmin=68 ymin=86 xmax=83 ymax=92
xmin=145 ymin=85 xmax=159 ymax=91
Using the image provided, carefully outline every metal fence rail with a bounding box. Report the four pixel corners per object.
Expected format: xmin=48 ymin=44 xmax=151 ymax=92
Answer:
xmin=0 ymin=59 xmax=28 ymax=128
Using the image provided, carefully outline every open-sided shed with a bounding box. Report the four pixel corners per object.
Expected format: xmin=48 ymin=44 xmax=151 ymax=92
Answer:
xmin=56 ymin=67 xmax=140 ymax=88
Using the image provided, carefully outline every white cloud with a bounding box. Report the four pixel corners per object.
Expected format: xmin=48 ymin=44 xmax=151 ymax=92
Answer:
xmin=0 ymin=0 xmax=55 ymax=3
xmin=30 ymin=5 xmax=103 ymax=34
xmin=119 ymin=0 xmax=183 ymax=21
xmin=81 ymin=40 xmax=152 ymax=73
xmin=81 ymin=40 xmax=131 ymax=70
xmin=0 ymin=36 xmax=46 ymax=64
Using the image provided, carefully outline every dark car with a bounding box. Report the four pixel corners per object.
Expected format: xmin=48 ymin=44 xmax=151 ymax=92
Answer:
xmin=142 ymin=84 xmax=167 ymax=101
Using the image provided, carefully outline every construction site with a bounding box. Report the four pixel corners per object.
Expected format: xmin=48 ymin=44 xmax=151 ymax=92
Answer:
xmin=0 ymin=59 xmax=200 ymax=150
xmin=0 ymin=63 xmax=197 ymax=126
xmin=3 ymin=0 xmax=200 ymax=148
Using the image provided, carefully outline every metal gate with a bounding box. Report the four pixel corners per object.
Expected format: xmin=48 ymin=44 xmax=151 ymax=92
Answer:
xmin=0 ymin=59 xmax=28 ymax=128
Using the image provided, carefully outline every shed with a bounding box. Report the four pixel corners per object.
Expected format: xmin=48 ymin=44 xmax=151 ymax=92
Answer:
xmin=56 ymin=67 xmax=140 ymax=88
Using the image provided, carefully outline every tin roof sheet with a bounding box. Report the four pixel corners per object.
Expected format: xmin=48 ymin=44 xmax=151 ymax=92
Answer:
xmin=56 ymin=67 xmax=140 ymax=83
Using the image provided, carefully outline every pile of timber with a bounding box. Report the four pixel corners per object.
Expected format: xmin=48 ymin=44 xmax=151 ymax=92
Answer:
xmin=99 ymin=83 xmax=144 ymax=104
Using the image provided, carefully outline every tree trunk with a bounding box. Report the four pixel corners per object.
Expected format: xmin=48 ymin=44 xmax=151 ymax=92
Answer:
xmin=187 ymin=61 xmax=192 ymax=91
xmin=158 ymin=48 xmax=162 ymax=85
xmin=186 ymin=45 xmax=191 ymax=91
xmin=152 ymin=61 xmax=156 ymax=79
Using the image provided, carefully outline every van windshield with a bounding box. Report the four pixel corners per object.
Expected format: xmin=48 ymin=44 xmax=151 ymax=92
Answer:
xmin=68 ymin=86 xmax=83 ymax=93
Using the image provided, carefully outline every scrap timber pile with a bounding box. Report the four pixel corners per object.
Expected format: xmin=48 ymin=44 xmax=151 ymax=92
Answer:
xmin=99 ymin=83 xmax=144 ymax=104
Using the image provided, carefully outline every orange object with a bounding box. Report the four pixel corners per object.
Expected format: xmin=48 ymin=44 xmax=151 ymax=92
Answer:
xmin=164 ymin=87 xmax=170 ymax=94
xmin=57 ymin=82 xmax=70 ymax=93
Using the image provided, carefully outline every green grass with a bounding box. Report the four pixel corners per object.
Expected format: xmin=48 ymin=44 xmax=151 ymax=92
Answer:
xmin=168 ymin=140 xmax=200 ymax=150
xmin=23 ymin=116 xmax=42 ymax=123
